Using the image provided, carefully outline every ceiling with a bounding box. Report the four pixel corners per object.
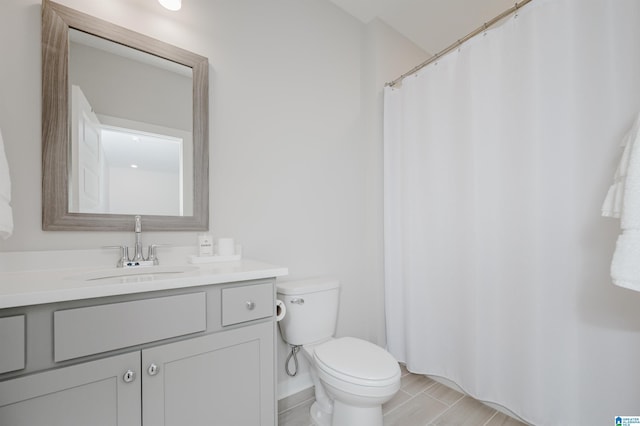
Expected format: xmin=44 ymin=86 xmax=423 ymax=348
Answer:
xmin=327 ymin=0 xmax=518 ymax=55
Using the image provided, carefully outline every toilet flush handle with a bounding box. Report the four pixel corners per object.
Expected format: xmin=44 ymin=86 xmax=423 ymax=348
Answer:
xmin=290 ymin=298 xmax=304 ymax=305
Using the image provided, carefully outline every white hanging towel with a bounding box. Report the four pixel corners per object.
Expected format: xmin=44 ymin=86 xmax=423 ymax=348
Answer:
xmin=601 ymin=116 xmax=640 ymax=217
xmin=0 ymin=128 xmax=13 ymax=240
xmin=604 ymin=113 xmax=640 ymax=291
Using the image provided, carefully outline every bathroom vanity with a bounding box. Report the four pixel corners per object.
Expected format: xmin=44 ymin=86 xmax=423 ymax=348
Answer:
xmin=0 ymin=259 xmax=287 ymax=426
xmin=23 ymin=2 xmax=288 ymax=422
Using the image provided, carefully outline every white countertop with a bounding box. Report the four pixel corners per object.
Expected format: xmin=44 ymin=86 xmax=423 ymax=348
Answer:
xmin=0 ymin=259 xmax=288 ymax=309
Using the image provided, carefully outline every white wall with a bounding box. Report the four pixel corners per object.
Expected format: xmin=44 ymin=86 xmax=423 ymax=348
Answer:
xmin=0 ymin=0 xmax=426 ymax=397
xmin=109 ymin=167 xmax=180 ymax=216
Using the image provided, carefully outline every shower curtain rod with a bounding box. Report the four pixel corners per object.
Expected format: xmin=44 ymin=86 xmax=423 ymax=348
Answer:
xmin=385 ymin=0 xmax=534 ymax=87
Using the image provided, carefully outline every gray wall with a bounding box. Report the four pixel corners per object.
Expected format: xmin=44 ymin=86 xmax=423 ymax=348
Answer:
xmin=0 ymin=0 xmax=427 ymax=395
xmin=69 ymin=41 xmax=192 ymax=132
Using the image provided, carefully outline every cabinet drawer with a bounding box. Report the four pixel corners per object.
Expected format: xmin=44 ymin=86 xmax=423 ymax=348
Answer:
xmin=0 ymin=315 xmax=25 ymax=374
xmin=222 ymin=283 xmax=273 ymax=326
xmin=54 ymin=292 xmax=206 ymax=362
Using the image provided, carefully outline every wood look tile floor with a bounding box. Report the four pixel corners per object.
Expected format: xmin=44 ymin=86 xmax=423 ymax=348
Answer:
xmin=278 ymin=364 xmax=529 ymax=426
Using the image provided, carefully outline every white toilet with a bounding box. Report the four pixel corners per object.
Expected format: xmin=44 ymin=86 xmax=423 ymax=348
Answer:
xmin=277 ymin=278 xmax=401 ymax=426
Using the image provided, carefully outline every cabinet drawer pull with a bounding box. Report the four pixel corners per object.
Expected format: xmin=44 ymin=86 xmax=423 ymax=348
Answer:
xmin=147 ymin=363 xmax=159 ymax=376
xmin=222 ymin=283 xmax=273 ymax=326
xmin=123 ymin=369 xmax=136 ymax=383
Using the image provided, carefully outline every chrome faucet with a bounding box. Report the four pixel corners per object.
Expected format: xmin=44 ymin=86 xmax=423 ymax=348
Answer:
xmin=105 ymin=215 xmax=165 ymax=267
xmin=132 ymin=215 xmax=144 ymax=263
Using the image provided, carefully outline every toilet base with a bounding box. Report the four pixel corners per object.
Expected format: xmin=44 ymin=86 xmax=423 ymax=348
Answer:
xmin=309 ymin=399 xmax=384 ymax=426
xmin=310 ymin=401 xmax=332 ymax=426
xmin=332 ymin=399 xmax=383 ymax=426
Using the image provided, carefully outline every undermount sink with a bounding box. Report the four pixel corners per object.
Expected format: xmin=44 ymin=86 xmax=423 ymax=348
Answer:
xmin=66 ymin=265 xmax=199 ymax=282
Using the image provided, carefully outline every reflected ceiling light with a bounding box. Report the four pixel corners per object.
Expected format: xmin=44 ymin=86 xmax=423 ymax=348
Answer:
xmin=130 ymin=164 xmax=139 ymax=169
xmin=159 ymin=0 xmax=181 ymax=11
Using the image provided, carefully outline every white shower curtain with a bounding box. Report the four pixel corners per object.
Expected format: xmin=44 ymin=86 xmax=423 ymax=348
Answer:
xmin=383 ymin=0 xmax=640 ymax=424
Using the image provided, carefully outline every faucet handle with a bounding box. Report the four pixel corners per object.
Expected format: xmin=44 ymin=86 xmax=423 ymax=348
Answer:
xmin=147 ymin=244 xmax=170 ymax=266
xmin=103 ymin=245 xmax=130 ymax=268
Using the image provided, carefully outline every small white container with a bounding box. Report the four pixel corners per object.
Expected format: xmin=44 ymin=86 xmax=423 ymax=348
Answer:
xmin=217 ymin=238 xmax=235 ymax=256
xmin=198 ymin=233 xmax=214 ymax=257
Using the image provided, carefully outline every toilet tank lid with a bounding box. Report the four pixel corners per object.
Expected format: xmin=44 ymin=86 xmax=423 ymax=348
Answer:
xmin=276 ymin=277 xmax=340 ymax=295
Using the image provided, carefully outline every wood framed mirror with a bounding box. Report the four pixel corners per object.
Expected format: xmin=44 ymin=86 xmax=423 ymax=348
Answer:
xmin=42 ymin=0 xmax=209 ymax=231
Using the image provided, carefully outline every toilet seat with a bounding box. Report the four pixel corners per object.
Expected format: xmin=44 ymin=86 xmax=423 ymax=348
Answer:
xmin=313 ymin=337 xmax=400 ymax=388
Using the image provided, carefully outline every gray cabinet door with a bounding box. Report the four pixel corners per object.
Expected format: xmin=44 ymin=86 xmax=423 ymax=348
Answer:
xmin=0 ymin=351 xmax=141 ymax=426
xmin=142 ymin=321 xmax=275 ymax=426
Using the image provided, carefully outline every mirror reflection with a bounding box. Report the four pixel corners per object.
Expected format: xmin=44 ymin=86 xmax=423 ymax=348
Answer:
xmin=68 ymin=29 xmax=193 ymax=216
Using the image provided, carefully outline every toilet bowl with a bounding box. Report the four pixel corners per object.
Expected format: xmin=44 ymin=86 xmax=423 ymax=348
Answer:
xmin=312 ymin=337 xmax=401 ymax=426
xmin=277 ymin=278 xmax=401 ymax=426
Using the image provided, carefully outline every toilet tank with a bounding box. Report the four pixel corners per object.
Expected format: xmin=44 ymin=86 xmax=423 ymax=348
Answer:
xmin=276 ymin=278 xmax=340 ymax=346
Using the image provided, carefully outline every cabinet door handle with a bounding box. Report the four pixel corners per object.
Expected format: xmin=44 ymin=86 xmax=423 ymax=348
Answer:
xmin=246 ymin=301 xmax=255 ymax=310
xmin=123 ymin=369 xmax=136 ymax=383
xmin=147 ymin=363 xmax=159 ymax=376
